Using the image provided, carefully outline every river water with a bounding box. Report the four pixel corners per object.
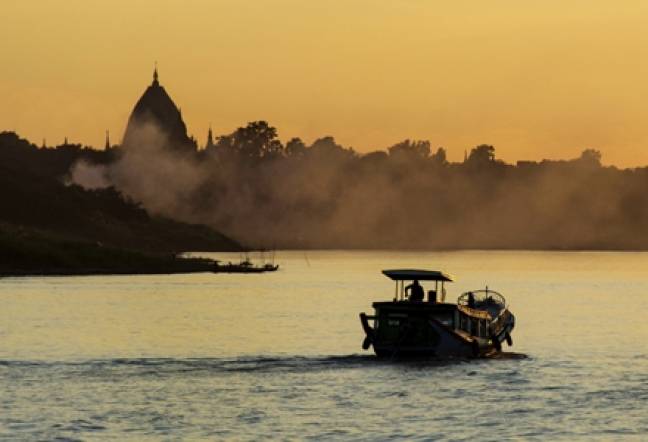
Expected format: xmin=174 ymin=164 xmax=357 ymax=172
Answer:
xmin=1 ymin=251 xmax=647 ymax=440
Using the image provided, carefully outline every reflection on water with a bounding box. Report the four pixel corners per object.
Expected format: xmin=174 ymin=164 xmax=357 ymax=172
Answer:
xmin=2 ymin=251 xmax=648 ymax=439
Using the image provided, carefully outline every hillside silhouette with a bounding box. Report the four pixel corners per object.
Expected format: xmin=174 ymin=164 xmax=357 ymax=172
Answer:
xmin=0 ymin=131 xmax=240 ymax=275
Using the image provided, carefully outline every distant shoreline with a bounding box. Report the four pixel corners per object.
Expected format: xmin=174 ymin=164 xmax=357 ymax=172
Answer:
xmin=0 ymin=223 xmax=228 ymax=278
xmin=0 ymin=256 xmax=217 ymax=278
xmin=4 ymin=247 xmax=646 ymax=278
xmin=239 ymin=246 xmax=648 ymax=252
xmin=0 ymin=265 xmax=214 ymax=278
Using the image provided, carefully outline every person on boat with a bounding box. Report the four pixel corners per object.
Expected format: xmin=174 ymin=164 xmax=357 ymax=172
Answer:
xmin=467 ymin=291 xmax=476 ymax=308
xmin=405 ymin=280 xmax=425 ymax=302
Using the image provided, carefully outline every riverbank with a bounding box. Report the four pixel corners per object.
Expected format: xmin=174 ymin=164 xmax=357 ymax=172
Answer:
xmin=0 ymin=259 xmax=216 ymax=277
xmin=0 ymin=224 xmax=217 ymax=277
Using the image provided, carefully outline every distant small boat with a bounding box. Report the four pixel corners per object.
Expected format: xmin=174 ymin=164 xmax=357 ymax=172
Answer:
xmin=359 ymin=269 xmax=515 ymax=358
xmin=213 ymin=258 xmax=279 ymax=274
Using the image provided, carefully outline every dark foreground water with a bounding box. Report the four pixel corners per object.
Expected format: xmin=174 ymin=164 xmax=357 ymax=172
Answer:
xmin=1 ymin=251 xmax=648 ymax=440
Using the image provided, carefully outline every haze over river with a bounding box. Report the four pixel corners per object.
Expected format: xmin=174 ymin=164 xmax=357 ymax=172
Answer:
xmin=2 ymin=251 xmax=648 ymax=440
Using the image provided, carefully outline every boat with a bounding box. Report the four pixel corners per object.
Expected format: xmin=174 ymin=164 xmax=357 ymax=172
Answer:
xmin=213 ymin=259 xmax=279 ymax=273
xmin=359 ymin=269 xmax=515 ymax=358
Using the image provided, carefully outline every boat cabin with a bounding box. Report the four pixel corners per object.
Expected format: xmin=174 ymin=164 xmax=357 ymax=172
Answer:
xmin=373 ymin=270 xmax=507 ymax=344
xmin=382 ymin=269 xmax=453 ymax=303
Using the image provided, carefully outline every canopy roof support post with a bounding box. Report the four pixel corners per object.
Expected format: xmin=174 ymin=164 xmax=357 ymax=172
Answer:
xmin=432 ymin=280 xmax=438 ymax=303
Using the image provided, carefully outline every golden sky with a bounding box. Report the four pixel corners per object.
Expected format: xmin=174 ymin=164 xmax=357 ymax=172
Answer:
xmin=3 ymin=0 xmax=648 ymax=166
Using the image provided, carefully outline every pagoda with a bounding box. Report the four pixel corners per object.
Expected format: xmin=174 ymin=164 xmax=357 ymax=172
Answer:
xmin=122 ymin=66 xmax=196 ymax=152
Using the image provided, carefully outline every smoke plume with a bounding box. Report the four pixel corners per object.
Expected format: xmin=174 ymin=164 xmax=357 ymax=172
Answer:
xmin=70 ymin=122 xmax=648 ymax=250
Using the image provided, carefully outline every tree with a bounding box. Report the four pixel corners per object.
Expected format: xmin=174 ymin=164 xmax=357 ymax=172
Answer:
xmin=577 ymin=149 xmax=602 ymax=167
xmin=466 ymin=144 xmax=496 ymax=165
xmin=309 ymin=136 xmax=356 ymax=160
xmin=285 ymin=137 xmax=307 ymax=157
xmin=387 ymin=139 xmax=431 ymax=159
xmin=216 ymin=121 xmax=283 ymax=159
xmin=430 ymin=147 xmax=447 ymax=165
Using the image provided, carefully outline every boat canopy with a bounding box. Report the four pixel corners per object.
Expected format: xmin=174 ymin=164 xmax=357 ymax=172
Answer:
xmin=382 ymin=269 xmax=453 ymax=282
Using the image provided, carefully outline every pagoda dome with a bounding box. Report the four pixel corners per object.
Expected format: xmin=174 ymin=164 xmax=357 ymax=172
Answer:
xmin=122 ymin=67 xmax=196 ymax=152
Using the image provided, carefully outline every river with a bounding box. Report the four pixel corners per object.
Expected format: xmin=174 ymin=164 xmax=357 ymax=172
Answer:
xmin=1 ymin=251 xmax=647 ymax=440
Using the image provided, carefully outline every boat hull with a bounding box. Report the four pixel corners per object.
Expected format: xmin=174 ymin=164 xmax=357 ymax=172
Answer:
xmin=371 ymin=320 xmax=482 ymax=359
xmin=360 ymin=303 xmax=515 ymax=359
xmin=213 ymin=264 xmax=279 ymax=273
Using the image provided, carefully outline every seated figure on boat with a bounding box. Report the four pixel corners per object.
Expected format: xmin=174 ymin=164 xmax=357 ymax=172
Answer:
xmin=467 ymin=291 xmax=476 ymax=308
xmin=405 ymin=279 xmax=425 ymax=302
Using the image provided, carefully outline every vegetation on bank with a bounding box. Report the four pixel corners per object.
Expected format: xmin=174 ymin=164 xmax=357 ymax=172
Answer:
xmin=0 ymin=131 xmax=241 ymax=253
xmin=0 ymin=131 xmax=241 ymax=275
xmin=0 ymin=223 xmax=216 ymax=276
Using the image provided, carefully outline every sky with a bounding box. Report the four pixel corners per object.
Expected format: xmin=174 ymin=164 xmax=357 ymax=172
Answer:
xmin=3 ymin=0 xmax=648 ymax=166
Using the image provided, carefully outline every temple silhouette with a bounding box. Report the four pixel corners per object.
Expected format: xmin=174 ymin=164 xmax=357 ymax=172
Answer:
xmin=122 ymin=67 xmax=197 ymax=152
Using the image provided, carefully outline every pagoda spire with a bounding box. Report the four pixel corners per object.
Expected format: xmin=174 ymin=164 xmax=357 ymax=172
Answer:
xmin=152 ymin=61 xmax=159 ymax=86
xmin=205 ymin=124 xmax=215 ymax=149
xmin=105 ymin=130 xmax=111 ymax=149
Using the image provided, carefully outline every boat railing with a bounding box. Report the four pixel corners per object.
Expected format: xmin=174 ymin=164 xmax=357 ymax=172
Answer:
xmin=457 ymin=305 xmax=492 ymax=320
xmin=457 ymin=289 xmax=506 ymax=309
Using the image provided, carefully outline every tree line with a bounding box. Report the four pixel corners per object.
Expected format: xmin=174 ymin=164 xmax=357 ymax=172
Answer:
xmin=4 ymin=122 xmax=648 ymax=250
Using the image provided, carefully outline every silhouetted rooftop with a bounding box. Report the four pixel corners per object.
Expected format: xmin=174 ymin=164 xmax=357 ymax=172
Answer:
xmin=382 ymin=269 xmax=454 ymax=282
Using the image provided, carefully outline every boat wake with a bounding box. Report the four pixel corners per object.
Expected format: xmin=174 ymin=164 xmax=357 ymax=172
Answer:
xmin=0 ymin=352 xmax=528 ymax=375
